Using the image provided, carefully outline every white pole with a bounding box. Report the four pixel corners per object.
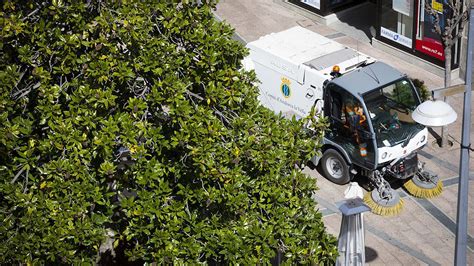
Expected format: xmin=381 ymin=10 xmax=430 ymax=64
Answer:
xmin=454 ymin=5 xmax=473 ymax=266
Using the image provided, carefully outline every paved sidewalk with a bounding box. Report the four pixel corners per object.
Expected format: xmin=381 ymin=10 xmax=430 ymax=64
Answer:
xmin=216 ymin=1 xmax=474 ymax=265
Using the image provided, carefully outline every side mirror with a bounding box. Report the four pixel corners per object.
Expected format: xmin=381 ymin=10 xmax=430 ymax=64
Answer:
xmin=313 ymin=99 xmax=323 ymax=115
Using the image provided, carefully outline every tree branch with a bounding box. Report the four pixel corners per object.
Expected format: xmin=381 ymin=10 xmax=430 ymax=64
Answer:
xmin=23 ymin=169 xmax=29 ymax=193
xmin=14 ymin=70 xmax=26 ymax=89
xmin=426 ymin=0 xmax=468 ymax=48
xmin=21 ymin=8 xmax=41 ymax=21
xmin=11 ymin=167 xmax=25 ymax=184
xmin=185 ymin=89 xmax=204 ymax=101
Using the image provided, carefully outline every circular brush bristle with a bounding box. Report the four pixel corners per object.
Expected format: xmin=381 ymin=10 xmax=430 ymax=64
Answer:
xmin=363 ymin=192 xmax=404 ymax=216
xmin=404 ymin=179 xmax=443 ymax=198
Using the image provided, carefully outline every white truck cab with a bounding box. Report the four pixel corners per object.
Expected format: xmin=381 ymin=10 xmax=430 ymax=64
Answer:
xmin=244 ymin=26 xmax=439 ymax=209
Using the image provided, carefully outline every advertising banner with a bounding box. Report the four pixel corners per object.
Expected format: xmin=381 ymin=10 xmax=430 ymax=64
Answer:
xmin=380 ymin=27 xmax=412 ymax=48
xmin=415 ymin=0 xmax=446 ymax=61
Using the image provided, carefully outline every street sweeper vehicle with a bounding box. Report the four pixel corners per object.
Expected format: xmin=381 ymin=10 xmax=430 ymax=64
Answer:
xmin=242 ymin=26 xmax=443 ymax=215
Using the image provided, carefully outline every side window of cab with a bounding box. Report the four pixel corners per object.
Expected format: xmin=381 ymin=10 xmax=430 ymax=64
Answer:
xmin=324 ymin=84 xmax=343 ymax=122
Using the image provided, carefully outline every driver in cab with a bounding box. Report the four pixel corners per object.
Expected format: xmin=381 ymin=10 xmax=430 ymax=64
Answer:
xmin=342 ymin=99 xmax=368 ymax=157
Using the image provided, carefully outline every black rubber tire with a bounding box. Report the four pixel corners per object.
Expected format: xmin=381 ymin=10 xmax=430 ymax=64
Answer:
xmin=320 ymin=149 xmax=351 ymax=185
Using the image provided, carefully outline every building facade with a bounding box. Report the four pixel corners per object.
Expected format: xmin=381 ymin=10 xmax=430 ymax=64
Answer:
xmin=289 ymin=0 xmax=367 ymax=16
xmin=285 ymin=0 xmax=467 ymax=75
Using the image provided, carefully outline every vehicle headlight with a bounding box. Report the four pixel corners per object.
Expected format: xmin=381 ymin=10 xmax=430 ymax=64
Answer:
xmin=420 ymin=135 xmax=426 ymax=143
xmin=382 ymin=152 xmax=388 ymax=159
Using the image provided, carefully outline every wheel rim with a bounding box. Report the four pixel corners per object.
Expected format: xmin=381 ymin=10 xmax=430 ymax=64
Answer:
xmin=325 ymin=156 xmax=344 ymax=179
xmin=411 ymin=171 xmax=440 ymax=189
xmin=370 ymin=188 xmax=401 ymax=207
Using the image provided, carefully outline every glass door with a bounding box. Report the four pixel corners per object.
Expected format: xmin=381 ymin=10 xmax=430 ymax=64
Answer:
xmin=379 ymin=0 xmax=414 ymax=49
xmin=324 ymin=84 xmax=376 ymax=168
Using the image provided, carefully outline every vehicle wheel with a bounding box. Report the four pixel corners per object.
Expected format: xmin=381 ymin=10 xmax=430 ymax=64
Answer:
xmin=320 ymin=149 xmax=351 ymax=185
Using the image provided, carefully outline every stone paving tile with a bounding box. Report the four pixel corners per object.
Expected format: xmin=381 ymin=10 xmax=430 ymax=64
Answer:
xmin=367 ymin=199 xmax=455 ymax=264
xmin=398 ymin=229 xmax=451 ymax=265
xmin=393 ymin=256 xmax=426 ymax=266
xmin=363 ymin=213 xmax=387 ymax=230
xmin=321 ymin=214 xmax=340 ymax=236
xmin=429 ymin=227 xmax=454 ymax=243
xmin=306 ymin=170 xmax=347 ymax=202
xmin=408 ymin=219 xmax=432 ymax=235
xmin=431 ymin=165 xmax=457 ymax=180
xmin=408 ymin=232 xmax=453 ymax=265
xmin=470 ymin=215 xmax=474 ymax=239
xmin=305 ymin=23 xmax=336 ymax=37
xmin=421 ymin=148 xmax=461 ymax=177
xmin=430 ymin=182 xmax=474 ymax=239
xmin=436 ymin=182 xmax=472 ymax=211
xmin=216 ymin=0 xmax=303 ymax=42
xmin=397 ymin=228 xmax=424 ymax=247
xmin=364 ymin=234 xmax=412 ymax=265
xmin=430 ymin=185 xmax=459 ymax=221
xmin=421 ymin=249 xmax=451 ymax=266
xmin=370 ymin=228 xmax=427 ymax=265
xmin=423 ymin=233 xmax=453 ymax=254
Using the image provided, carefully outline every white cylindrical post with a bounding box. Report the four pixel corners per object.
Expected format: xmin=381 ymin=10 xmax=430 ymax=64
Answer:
xmin=336 ymin=196 xmax=371 ymax=266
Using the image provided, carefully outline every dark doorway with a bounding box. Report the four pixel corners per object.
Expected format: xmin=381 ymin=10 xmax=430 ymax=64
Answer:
xmin=330 ymin=1 xmax=377 ymax=43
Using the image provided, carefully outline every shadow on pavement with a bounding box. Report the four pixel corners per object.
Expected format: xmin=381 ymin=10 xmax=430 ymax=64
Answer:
xmin=330 ymin=2 xmax=376 ymax=43
xmin=365 ymin=246 xmax=379 ymax=262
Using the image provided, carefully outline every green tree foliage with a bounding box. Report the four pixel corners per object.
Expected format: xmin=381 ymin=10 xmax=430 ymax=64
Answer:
xmin=0 ymin=0 xmax=336 ymax=264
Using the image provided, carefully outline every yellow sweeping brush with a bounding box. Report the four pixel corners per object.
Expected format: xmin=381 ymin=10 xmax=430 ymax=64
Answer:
xmin=403 ymin=178 xmax=443 ymax=198
xmin=363 ymin=190 xmax=404 ymax=216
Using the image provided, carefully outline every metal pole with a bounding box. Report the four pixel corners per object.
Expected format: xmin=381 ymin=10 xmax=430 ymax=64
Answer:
xmin=454 ymin=5 xmax=473 ymax=266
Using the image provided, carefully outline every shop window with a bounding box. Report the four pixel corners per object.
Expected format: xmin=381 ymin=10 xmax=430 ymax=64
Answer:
xmin=329 ymin=0 xmax=354 ymax=9
xmin=300 ymin=0 xmax=321 ymax=10
xmin=415 ymin=0 xmax=449 ymax=61
xmin=290 ymin=0 xmax=364 ymax=16
xmin=380 ymin=0 xmax=414 ymax=48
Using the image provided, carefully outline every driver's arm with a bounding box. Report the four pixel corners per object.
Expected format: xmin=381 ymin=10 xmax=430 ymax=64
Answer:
xmin=355 ymin=107 xmax=366 ymax=124
xmin=359 ymin=112 xmax=366 ymax=124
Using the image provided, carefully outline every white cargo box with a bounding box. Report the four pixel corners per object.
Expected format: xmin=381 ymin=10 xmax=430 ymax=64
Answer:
xmin=246 ymin=26 xmax=374 ymax=80
xmin=245 ymin=26 xmax=374 ymax=118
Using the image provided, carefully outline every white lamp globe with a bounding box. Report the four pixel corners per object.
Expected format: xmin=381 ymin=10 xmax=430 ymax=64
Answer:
xmin=412 ymin=100 xmax=457 ymax=127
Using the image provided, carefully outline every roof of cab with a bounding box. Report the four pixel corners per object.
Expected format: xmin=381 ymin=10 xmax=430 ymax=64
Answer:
xmin=330 ymin=61 xmax=406 ymax=95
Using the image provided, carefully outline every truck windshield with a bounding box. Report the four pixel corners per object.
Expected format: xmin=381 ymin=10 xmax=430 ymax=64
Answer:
xmin=363 ymin=78 xmax=424 ymax=147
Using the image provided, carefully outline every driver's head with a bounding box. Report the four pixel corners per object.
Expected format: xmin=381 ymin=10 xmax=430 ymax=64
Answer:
xmin=345 ymin=98 xmax=355 ymax=108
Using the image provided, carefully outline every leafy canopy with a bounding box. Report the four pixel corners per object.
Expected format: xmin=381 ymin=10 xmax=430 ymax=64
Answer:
xmin=0 ymin=0 xmax=335 ymax=264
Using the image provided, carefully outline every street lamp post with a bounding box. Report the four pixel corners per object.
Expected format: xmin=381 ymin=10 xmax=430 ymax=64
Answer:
xmin=412 ymin=6 xmax=473 ymax=263
xmin=454 ymin=4 xmax=473 ymax=266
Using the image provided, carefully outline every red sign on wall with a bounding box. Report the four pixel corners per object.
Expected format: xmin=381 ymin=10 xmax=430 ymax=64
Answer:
xmin=415 ymin=0 xmax=446 ymax=61
xmin=415 ymin=38 xmax=444 ymax=61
